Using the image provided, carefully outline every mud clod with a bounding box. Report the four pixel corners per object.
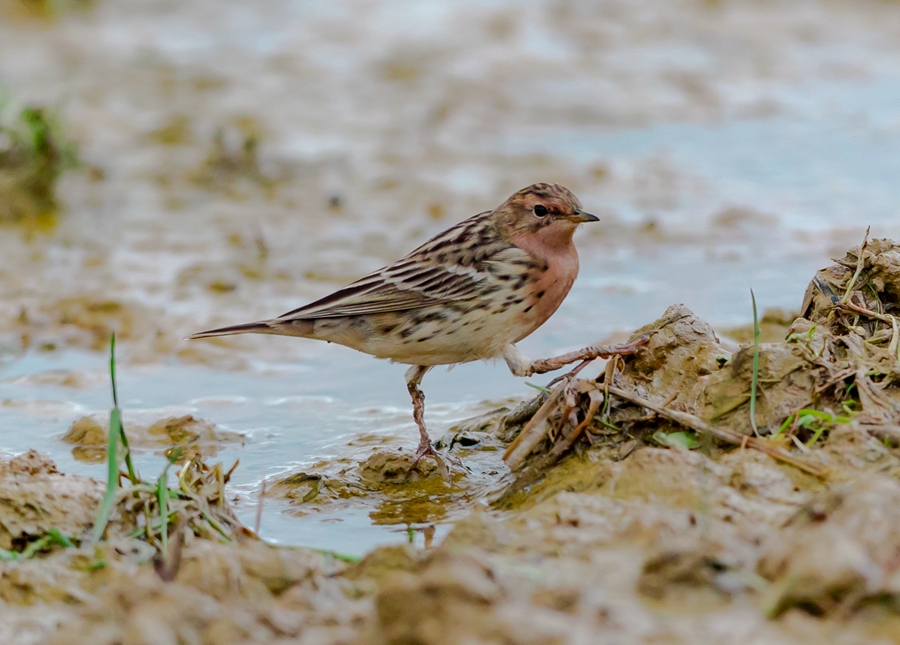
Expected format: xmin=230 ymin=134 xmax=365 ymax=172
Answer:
xmin=0 ymin=450 xmax=101 ymax=551
xmin=64 ymin=414 xmax=243 ymax=462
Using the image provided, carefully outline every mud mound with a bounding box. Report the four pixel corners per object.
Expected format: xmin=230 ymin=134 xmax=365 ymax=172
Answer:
xmin=499 ymin=238 xmax=900 ymax=498
xmin=0 ymin=450 xmax=102 ymax=552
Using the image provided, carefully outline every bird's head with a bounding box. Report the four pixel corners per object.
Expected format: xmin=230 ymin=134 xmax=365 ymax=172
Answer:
xmin=494 ymin=183 xmax=598 ymax=250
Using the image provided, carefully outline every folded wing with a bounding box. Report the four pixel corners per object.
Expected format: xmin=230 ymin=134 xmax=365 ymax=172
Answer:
xmin=276 ymin=260 xmax=495 ymax=320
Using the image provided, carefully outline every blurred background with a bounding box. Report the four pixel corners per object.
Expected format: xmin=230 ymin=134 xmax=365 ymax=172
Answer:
xmin=1 ymin=0 xmax=900 ymax=552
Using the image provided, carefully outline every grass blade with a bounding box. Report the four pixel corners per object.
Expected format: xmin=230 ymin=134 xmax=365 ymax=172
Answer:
xmin=157 ymin=469 xmax=169 ymax=558
xmin=92 ymin=333 xmax=135 ymax=544
xmin=109 ymin=333 xmax=119 ymax=408
xmin=109 ymin=334 xmax=138 ymax=485
xmin=92 ymin=405 xmax=120 ymax=544
xmin=749 ymin=289 xmax=760 ymax=437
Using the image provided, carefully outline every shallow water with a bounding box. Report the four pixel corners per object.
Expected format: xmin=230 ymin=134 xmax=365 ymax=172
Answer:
xmin=2 ymin=0 xmax=900 ymax=555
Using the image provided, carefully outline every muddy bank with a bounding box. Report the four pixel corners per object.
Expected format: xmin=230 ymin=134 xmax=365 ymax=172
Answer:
xmin=6 ymin=241 xmax=900 ymax=643
xmin=6 ymin=441 xmax=900 ymax=643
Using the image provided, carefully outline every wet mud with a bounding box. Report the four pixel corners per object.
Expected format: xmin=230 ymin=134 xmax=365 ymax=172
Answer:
xmin=6 ymin=242 xmax=900 ymax=643
xmin=5 ymin=0 xmax=900 ymax=642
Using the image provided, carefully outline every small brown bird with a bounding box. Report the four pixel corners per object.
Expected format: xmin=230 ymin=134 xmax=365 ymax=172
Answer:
xmin=191 ymin=184 xmax=638 ymax=465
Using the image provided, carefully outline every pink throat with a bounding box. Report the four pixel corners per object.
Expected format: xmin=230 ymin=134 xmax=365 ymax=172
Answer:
xmin=509 ymin=224 xmax=581 ymax=335
xmin=509 ymin=224 xmax=579 ymax=269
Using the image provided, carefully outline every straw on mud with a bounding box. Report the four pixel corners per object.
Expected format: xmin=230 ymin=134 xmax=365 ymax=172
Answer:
xmin=504 ymin=360 xmax=594 ymax=469
xmin=503 ymin=384 xmax=567 ymax=469
xmin=604 ymin=385 xmax=826 ymax=477
xmin=549 ymin=386 xmax=603 ymax=458
xmin=254 ymin=472 xmax=266 ymax=536
xmin=840 ymin=226 xmax=870 ymax=304
xmin=749 ymin=289 xmax=761 ymax=437
xmin=889 ymin=315 xmax=900 ymax=363
xmin=501 ymin=394 xmax=549 ymax=429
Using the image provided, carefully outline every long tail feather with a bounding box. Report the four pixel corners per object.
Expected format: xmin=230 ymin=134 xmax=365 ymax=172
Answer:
xmin=189 ymin=321 xmax=278 ymax=339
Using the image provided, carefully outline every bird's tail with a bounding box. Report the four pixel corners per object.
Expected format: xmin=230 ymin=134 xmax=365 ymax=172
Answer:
xmin=189 ymin=320 xmax=280 ymax=340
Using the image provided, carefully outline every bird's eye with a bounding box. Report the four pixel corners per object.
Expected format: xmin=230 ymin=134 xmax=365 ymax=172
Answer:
xmin=533 ymin=204 xmax=548 ymax=217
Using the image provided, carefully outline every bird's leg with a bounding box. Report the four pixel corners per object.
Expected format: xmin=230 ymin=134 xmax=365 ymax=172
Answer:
xmin=503 ymin=335 xmax=650 ymax=378
xmin=405 ymin=365 xmax=439 ymax=464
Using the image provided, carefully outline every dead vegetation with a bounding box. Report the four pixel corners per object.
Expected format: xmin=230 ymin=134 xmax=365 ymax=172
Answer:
xmin=497 ymin=236 xmax=900 ymax=498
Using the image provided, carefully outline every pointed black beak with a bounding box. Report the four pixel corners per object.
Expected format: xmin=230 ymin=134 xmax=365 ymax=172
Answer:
xmin=567 ymin=209 xmax=599 ymax=223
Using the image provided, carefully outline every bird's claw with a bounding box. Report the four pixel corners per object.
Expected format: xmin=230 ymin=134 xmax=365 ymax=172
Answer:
xmin=595 ymin=332 xmax=651 ymax=358
xmin=411 ymin=440 xmax=460 ymax=483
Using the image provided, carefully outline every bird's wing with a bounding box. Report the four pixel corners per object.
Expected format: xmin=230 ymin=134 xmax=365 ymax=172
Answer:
xmin=276 ymin=217 xmax=530 ymax=321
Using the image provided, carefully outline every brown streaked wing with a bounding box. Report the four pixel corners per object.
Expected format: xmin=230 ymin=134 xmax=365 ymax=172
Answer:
xmin=276 ymin=264 xmax=488 ymax=320
xmin=276 ymin=217 xmax=524 ymax=321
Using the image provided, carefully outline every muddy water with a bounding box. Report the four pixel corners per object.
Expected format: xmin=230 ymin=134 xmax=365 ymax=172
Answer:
xmin=2 ymin=0 xmax=900 ymax=555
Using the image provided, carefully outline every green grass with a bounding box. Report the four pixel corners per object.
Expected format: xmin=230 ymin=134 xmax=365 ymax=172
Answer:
xmin=157 ymin=467 xmax=170 ymax=558
xmin=91 ymin=333 xmax=137 ymax=543
xmin=775 ymin=409 xmax=851 ymax=447
xmin=309 ymin=548 xmax=362 ymax=564
xmin=749 ymin=289 xmax=761 ymax=437
xmin=652 ymin=430 xmax=699 ymax=450
xmin=0 ymin=102 xmax=80 ymax=225
xmin=0 ymin=528 xmax=73 ymax=561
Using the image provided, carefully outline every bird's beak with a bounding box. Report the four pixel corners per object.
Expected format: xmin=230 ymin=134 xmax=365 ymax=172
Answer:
xmin=566 ymin=209 xmax=599 ymax=223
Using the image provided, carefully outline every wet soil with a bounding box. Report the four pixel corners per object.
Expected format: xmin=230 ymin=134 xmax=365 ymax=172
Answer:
xmin=5 ymin=0 xmax=900 ymax=643
xmin=7 ymin=241 xmax=900 ymax=643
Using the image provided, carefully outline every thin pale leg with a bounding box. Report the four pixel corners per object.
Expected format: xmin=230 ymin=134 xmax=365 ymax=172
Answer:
xmin=502 ymin=334 xmax=650 ymax=378
xmin=405 ymin=365 xmax=439 ymax=463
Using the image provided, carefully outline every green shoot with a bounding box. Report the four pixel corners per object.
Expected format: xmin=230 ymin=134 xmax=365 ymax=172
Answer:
xmin=157 ymin=469 xmax=170 ymax=558
xmin=524 ymin=382 xmax=552 ymax=394
xmin=805 ymin=424 xmax=828 ymax=448
xmin=156 ymin=449 xmax=182 ymax=559
xmin=92 ymin=405 xmax=120 ymax=544
xmin=309 ymin=548 xmax=362 ymax=564
xmin=0 ymin=528 xmax=74 ymax=561
xmin=597 ymin=385 xmax=619 ymax=431
xmin=592 ymin=415 xmax=622 ymax=432
xmin=749 ymin=289 xmax=761 ymax=437
xmin=92 ymin=333 xmax=135 ymax=543
xmin=653 ymin=430 xmax=699 ymax=450
xmin=109 ymin=334 xmax=137 ymax=485
xmin=775 ymin=409 xmax=851 ymax=447
xmin=777 ymin=409 xmax=851 ymax=434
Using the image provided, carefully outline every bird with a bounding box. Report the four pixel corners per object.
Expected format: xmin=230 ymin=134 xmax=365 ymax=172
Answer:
xmin=190 ymin=183 xmax=643 ymax=468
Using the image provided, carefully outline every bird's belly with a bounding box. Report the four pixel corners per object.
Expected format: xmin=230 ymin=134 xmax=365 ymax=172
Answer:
xmin=310 ymin=304 xmax=526 ymax=366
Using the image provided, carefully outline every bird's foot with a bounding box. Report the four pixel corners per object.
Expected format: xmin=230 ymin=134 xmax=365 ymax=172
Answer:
xmin=527 ymin=333 xmax=651 ymax=376
xmin=411 ymin=438 xmax=458 ymax=483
